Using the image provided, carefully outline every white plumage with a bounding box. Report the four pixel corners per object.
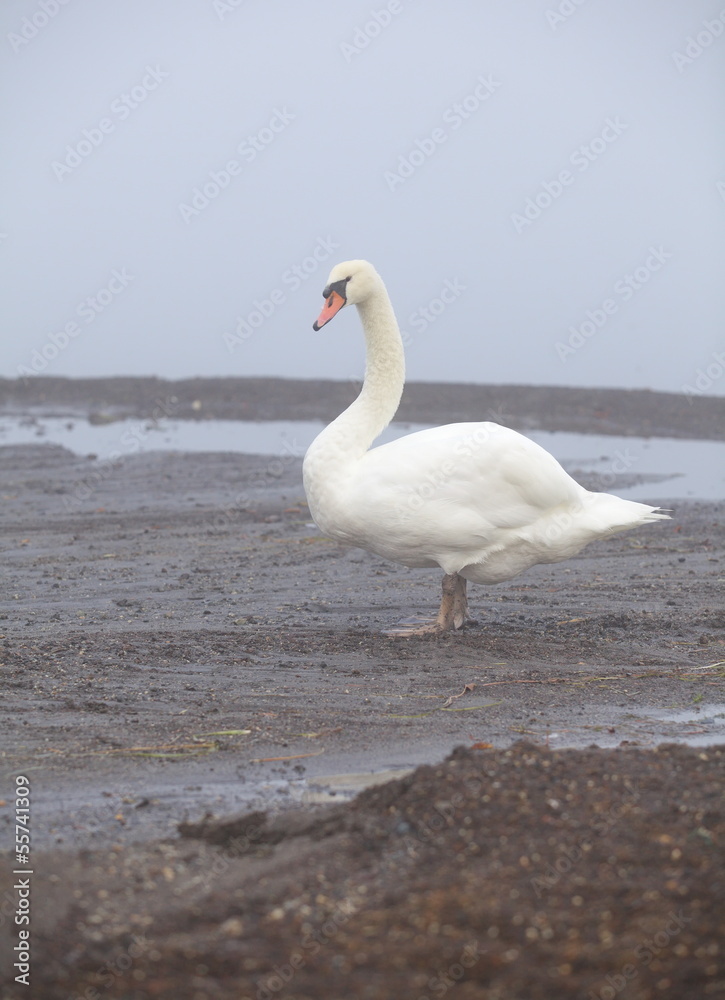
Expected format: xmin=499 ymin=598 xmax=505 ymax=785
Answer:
xmin=303 ymin=260 xmax=668 ymax=633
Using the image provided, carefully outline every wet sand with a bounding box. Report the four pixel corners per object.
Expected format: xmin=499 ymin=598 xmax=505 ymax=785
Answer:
xmin=0 ymin=378 xmax=723 ymax=999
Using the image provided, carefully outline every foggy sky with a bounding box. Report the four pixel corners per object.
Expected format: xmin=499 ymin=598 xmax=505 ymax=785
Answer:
xmin=2 ymin=0 xmax=724 ymax=395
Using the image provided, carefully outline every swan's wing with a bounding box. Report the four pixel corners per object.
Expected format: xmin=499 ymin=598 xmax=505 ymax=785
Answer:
xmin=358 ymin=422 xmax=584 ymax=526
xmin=311 ymin=421 xmax=665 ymax=579
xmin=323 ymin=422 xmax=581 ymax=569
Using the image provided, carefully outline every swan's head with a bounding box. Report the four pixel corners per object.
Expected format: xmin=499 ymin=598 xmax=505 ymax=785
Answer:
xmin=312 ymin=260 xmax=381 ymax=330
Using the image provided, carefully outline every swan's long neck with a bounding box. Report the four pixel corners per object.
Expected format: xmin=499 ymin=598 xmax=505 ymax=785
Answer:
xmin=312 ymin=281 xmax=405 ymax=462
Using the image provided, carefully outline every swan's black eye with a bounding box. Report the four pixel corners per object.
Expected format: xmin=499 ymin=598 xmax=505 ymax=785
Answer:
xmin=345 ymin=276 xmax=352 ymax=282
xmin=323 ymin=277 xmax=349 ymax=300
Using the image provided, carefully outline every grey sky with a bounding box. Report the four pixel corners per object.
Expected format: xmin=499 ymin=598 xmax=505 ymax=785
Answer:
xmin=1 ymin=0 xmax=724 ymax=394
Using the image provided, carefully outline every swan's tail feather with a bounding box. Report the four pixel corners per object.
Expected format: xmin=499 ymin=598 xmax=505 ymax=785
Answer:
xmin=590 ymin=495 xmax=671 ymax=534
xmin=634 ymin=506 xmax=671 ymax=522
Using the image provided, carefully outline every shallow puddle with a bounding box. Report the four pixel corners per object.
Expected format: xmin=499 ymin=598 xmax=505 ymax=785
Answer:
xmin=1 ymin=415 xmax=723 ymax=500
xmin=299 ymin=767 xmax=416 ymax=803
xmin=637 ymin=703 xmax=725 ymax=746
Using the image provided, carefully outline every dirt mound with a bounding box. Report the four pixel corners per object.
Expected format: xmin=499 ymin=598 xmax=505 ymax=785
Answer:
xmin=10 ymin=741 xmax=724 ymax=1000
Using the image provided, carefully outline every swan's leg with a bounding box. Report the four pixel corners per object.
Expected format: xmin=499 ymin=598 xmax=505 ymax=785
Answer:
xmin=384 ymin=573 xmax=469 ymax=636
xmin=433 ymin=572 xmax=458 ymax=629
xmin=434 ymin=573 xmax=468 ymax=630
xmin=450 ymin=574 xmax=468 ymax=630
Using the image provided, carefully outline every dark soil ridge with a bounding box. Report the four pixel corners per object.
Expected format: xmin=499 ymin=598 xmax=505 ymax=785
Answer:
xmin=9 ymin=741 xmax=724 ymax=1000
xmin=1 ymin=376 xmax=722 ymax=440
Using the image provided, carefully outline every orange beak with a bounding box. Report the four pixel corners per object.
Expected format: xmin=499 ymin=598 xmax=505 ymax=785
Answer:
xmin=313 ymin=290 xmax=346 ymax=330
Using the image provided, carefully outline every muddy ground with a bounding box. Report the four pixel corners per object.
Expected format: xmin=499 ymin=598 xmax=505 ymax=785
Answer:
xmin=1 ymin=376 xmax=721 ymax=440
xmin=0 ymin=380 xmax=723 ymax=999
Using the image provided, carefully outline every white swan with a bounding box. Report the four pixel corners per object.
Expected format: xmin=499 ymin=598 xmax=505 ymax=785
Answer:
xmin=303 ymin=260 xmax=668 ymax=634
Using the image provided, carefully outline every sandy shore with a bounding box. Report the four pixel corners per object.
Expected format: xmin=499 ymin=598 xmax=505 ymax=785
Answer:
xmin=0 ymin=378 xmax=723 ymax=999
